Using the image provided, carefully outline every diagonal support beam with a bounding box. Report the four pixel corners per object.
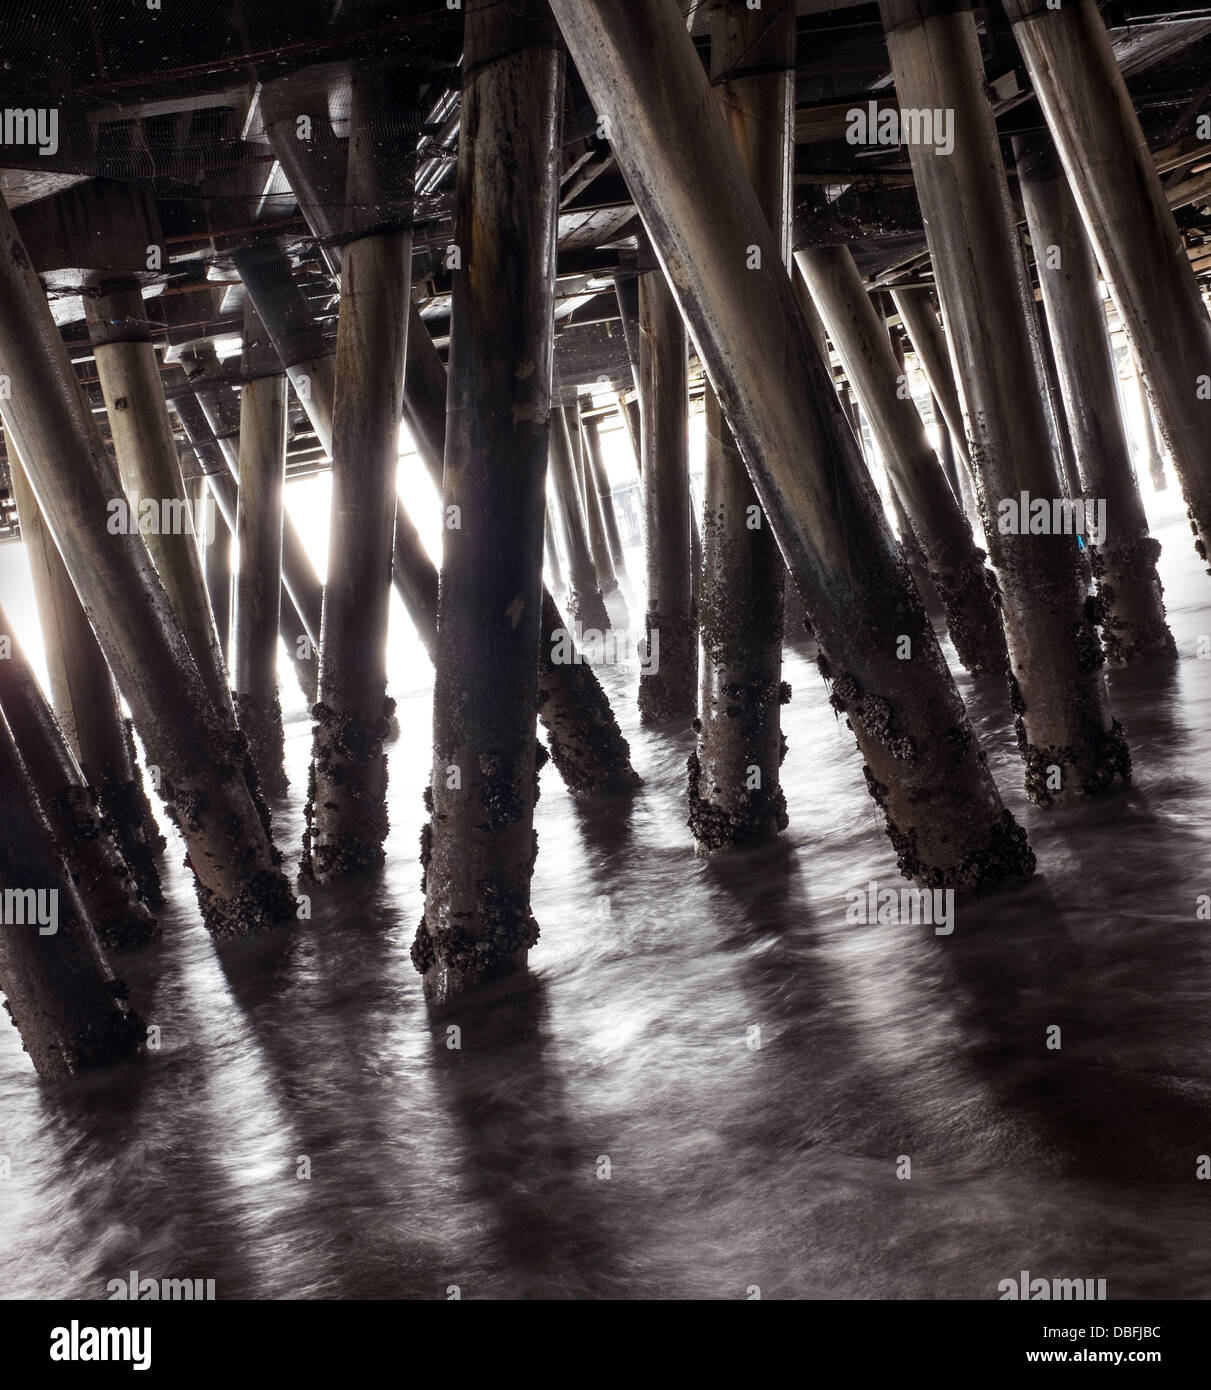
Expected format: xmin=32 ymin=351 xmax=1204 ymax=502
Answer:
xmin=1004 ymin=0 xmax=1211 ymax=571
xmin=0 ymin=199 xmax=295 ymax=937
xmin=797 ymin=244 xmax=1007 ymax=677
xmin=878 ymin=0 xmax=1129 ymax=806
xmin=548 ymin=0 xmax=1033 ymax=886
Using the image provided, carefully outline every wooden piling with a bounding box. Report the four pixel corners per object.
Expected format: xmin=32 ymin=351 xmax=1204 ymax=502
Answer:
xmin=0 ymin=712 xmax=145 ymax=1079
xmin=878 ymin=0 xmax=1129 ymax=806
xmin=577 ymin=393 xmax=625 ymax=583
xmin=232 ymin=301 xmax=289 ymax=796
xmin=568 ymin=400 xmax=619 ymax=604
xmin=1031 ymin=296 xmax=1084 ymax=508
xmin=200 ymin=465 xmax=318 ymax=707
xmin=932 ymin=392 xmax=964 ymax=507
xmin=1114 ymin=331 xmax=1169 ymax=496
xmin=261 ymin=71 xmax=638 ymax=801
xmin=173 ymin=347 xmax=321 ymax=698
xmin=688 ymin=0 xmax=792 ymax=853
xmin=88 ymin=281 xmax=232 ymax=719
xmin=637 ymin=245 xmax=695 ymax=724
xmin=304 ymin=73 xmax=413 ymax=881
xmin=232 ymin=244 xmax=337 ymax=459
xmin=412 ymin=0 xmax=565 ymax=1004
xmin=549 ymin=403 xmax=612 ymax=631
xmin=622 ymin=396 xmax=642 ymax=471
xmin=7 ymin=442 xmax=165 ymax=909
xmin=0 ymin=601 xmax=158 ymax=953
xmin=798 ymin=245 xmax=1007 ymax=677
xmin=1003 ymin=0 xmax=1211 ymax=570
xmin=1014 ymin=130 xmax=1175 ymax=666
xmin=545 ymin=503 xmax=566 ymax=592
xmin=548 ymin=0 xmax=1034 ymax=886
xmin=0 ymin=199 xmax=294 ymax=937
xmin=890 ymin=290 xmax=975 ymax=486
xmin=190 ymin=472 xmax=231 ymax=662
xmin=397 ymin=290 xmax=639 ymax=802
xmin=1137 ymin=376 xmax=1168 ymax=494
xmin=613 ymin=265 xmax=643 ymax=399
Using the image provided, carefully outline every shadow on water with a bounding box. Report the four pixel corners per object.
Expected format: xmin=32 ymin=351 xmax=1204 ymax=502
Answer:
xmin=567 ymin=781 xmax=639 ymax=861
xmin=427 ymin=974 xmax=635 ymax=1298
xmin=208 ymin=872 xmax=447 ymax=1298
xmin=5 ymin=512 xmax=1211 ymax=1299
xmin=941 ymin=797 xmax=1211 ymax=1186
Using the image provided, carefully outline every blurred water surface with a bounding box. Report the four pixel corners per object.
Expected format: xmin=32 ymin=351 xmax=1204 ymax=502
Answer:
xmin=2 ymin=495 xmax=1211 ymax=1300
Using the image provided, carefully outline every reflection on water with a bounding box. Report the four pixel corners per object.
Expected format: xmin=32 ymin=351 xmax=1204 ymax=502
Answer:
xmin=3 ymin=498 xmax=1211 ymax=1300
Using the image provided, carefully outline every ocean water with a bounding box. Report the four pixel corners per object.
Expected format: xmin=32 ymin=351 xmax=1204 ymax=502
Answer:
xmin=2 ymin=487 xmax=1211 ymax=1301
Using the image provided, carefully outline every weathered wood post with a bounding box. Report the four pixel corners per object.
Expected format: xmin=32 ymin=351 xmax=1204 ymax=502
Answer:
xmin=569 ymin=398 xmax=621 ymax=609
xmin=7 ymin=440 xmax=165 ymax=908
xmin=0 ymin=712 xmax=145 ymax=1078
xmin=0 ymin=199 xmax=294 ymax=936
xmin=548 ymin=0 xmax=1034 ymax=885
xmin=1135 ymin=369 xmax=1168 ymax=494
xmin=251 ymin=119 xmax=527 ymax=661
xmin=232 ymin=301 xmax=289 ymax=795
xmin=0 ymin=600 xmax=158 ymax=953
xmin=932 ymin=392 xmax=964 ymax=506
xmin=178 ymin=341 xmax=242 ymax=468
xmin=798 ymin=245 xmax=1007 ymax=677
xmin=87 ymin=280 xmax=232 ymax=718
xmin=412 ymin=0 xmax=565 ymax=1004
xmin=1003 ymin=0 xmax=1211 ymax=569
xmin=263 ymin=70 xmax=638 ymax=799
xmin=303 ymin=72 xmax=414 ymax=881
xmin=622 ymin=396 xmax=642 ymax=471
xmin=180 ymin=296 xmax=326 ymax=693
xmin=198 ymin=461 xmax=318 ymax=707
xmin=890 ymin=289 xmax=973 ymax=481
xmin=890 ymin=291 xmax=980 ymax=526
xmin=390 ymin=503 xmax=440 ymax=663
xmin=848 ymin=375 xmax=943 ymax=621
xmin=882 ymin=303 xmax=965 ymax=511
xmin=1014 ymin=130 xmax=1175 ymax=666
xmin=1107 ymin=314 xmax=1170 ymax=498
xmin=613 ymin=264 xmax=643 ymax=400
xmin=545 ymin=503 xmax=566 ymax=592
xmin=174 ymin=346 xmax=321 ymax=688
xmin=395 ymin=288 xmax=641 ymax=803
xmin=260 ymin=67 xmax=348 ymax=279
xmin=577 ymin=394 xmax=624 ymax=592
xmin=580 ymin=403 xmax=626 ymax=570
xmin=190 ymin=472 xmax=231 ymax=662
xmin=549 ymin=402 xmax=612 ymax=630
xmin=637 ymin=238 xmax=695 ymax=724
xmin=877 ymin=0 xmax=1128 ymax=805
xmin=231 ymin=244 xmax=337 ymax=459
xmin=688 ymin=0 xmax=792 ymax=853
